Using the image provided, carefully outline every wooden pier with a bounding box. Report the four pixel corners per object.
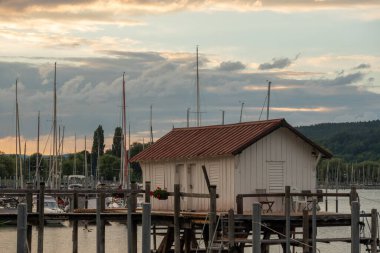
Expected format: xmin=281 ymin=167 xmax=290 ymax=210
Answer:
xmin=0 ymin=183 xmax=379 ymax=253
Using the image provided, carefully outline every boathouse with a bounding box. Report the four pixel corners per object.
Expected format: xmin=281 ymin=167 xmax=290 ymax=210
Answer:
xmin=130 ymin=119 xmax=332 ymax=212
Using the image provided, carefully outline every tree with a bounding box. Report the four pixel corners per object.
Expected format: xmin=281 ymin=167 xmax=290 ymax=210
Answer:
xmin=129 ymin=142 xmax=151 ymax=182
xmin=112 ymin=126 xmax=122 ymax=157
xmin=99 ymin=154 xmax=120 ymax=181
xmin=0 ymin=154 xmax=15 ymax=178
xmin=91 ymin=125 xmax=105 ymax=156
xmin=91 ymin=125 xmax=105 ymax=177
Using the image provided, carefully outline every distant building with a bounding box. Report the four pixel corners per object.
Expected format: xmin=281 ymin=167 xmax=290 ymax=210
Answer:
xmin=130 ymin=119 xmax=332 ymax=212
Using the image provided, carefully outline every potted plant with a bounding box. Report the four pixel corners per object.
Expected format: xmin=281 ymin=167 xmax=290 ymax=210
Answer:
xmin=150 ymin=187 xmax=169 ymax=200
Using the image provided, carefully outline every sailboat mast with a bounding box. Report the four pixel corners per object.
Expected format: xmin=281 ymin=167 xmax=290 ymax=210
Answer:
xmin=53 ymin=62 xmax=57 ymax=188
xmin=36 ymin=111 xmax=40 ymax=187
xmin=239 ymin=102 xmax=244 ymax=123
xmin=15 ymin=79 xmax=19 ymax=188
xmin=267 ymin=81 xmax=271 ymax=120
xmin=196 ymin=46 xmax=200 ymax=127
xmin=150 ymin=105 xmax=153 ymax=143
xmin=74 ymin=133 xmax=77 ymax=175
xmin=15 ymin=79 xmax=23 ymax=188
xmin=122 ymin=72 xmax=129 ymax=189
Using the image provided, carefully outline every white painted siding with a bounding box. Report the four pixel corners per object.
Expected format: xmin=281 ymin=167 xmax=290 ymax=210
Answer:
xmin=235 ymin=127 xmax=320 ymax=212
xmin=141 ymin=156 xmax=235 ymax=212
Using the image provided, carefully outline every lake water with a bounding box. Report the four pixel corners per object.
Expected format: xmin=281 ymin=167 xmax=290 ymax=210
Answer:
xmin=1 ymin=189 xmax=379 ymax=252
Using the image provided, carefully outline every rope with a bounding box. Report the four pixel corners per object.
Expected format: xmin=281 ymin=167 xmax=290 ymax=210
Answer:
xmin=254 ymin=221 xmax=321 ymax=253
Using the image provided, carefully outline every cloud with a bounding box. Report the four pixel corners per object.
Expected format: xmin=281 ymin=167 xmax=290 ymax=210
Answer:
xmin=258 ymin=54 xmax=300 ymax=70
xmin=217 ymin=61 xmax=245 ymax=72
xmin=1 ymin=51 xmax=380 ymax=155
xmin=354 ymin=63 xmax=371 ymax=69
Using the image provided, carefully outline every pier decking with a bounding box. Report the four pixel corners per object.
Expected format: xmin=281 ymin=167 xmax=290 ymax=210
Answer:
xmin=0 ymin=183 xmax=378 ymax=253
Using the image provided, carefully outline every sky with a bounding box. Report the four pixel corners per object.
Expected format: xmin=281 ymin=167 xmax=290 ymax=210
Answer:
xmin=0 ymin=0 xmax=379 ymax=154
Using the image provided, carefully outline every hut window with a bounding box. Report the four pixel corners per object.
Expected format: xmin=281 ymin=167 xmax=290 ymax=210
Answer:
xmin=209 ymin=163 xmax=219 ymax=186
xmin=267 ymin=161 xmax=284 ymax=193
xmin=155 ymin=166 xmax=165 ymax=188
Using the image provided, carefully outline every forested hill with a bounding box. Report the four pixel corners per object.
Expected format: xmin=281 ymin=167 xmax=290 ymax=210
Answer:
xmin=296 ymin=120 xmax=380 ymax=162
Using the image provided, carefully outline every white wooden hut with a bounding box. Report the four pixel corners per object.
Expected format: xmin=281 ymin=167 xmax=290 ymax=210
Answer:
xmin=130 ymin=119 xmax=331 ymax=212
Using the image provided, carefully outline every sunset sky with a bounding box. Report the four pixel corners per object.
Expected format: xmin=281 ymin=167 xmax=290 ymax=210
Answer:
xmin=0 ymin=0 xmax=379 ymax=154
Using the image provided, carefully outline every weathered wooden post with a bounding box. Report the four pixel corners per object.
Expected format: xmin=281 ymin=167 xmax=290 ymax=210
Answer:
xmin=302 ymin=209 xmax=310 ymax=253
xmin=96 ymin=196 xmax=105 ymax=253
xmin=142 ymin=203 xmax=151 ymax=253
xmin=17 ymin=203 xmax=27 ymax=253
xmin=351 ymin=201 xmax=360 ymax=253
xmin=72 ymin=191 xmax=79 ymax=253
xmin=26 ymin=183 xmax=33 ymax=251
xmin=252 ymin=203 xmax=261 ymax=253
xmin=228 ymin=209 xmax=235 ymax=249
xmin=285 ymin=186 xmax=291 ymax=253
xmin=145 ymin=181 xmax=151 ymax=203
xmin=236 ymin=195 xmax=243 ymax=214
xmin=350 ymin=186 xmax=358 ymax=204
xmin=209 ymin=185 xmax=217 ymax=253
xmin=371 ymin=209 xmax=378 ymax=253
xmin=174 ymin=184 xmax=181 ymax=253
xmin=38 ymin=182 xmax=45 ymax=253
xmin=312 ymin=200 xmax=317 ymax=253
xmin=128 ymin=183 xmax=138 ymax=253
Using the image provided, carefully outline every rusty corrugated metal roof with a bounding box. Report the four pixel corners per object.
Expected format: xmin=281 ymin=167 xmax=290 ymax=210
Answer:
xmin=130 ymin=118 xmax=332 ymax=162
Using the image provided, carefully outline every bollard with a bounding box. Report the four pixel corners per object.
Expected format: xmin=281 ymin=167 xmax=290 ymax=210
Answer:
xmin=17 ymin=204 xmax=27 ymax=253
xmin=252 ymin=203 xmax=261 ymax=253
xmin=142 ymin=203 xmax=151 ymax=253
xmin=302 ymin=210 xmax=310 ymax=253
xmin=351 ymin=201 xmax=360 ymax=253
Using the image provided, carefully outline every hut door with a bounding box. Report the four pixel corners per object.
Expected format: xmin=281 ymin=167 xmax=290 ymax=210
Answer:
xmin=187 ymin=164 xmax=196 ymax=211
xmin=175 ymin=164 xmax=186 ymax=209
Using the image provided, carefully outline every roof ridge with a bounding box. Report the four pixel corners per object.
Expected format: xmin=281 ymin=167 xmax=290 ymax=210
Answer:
xmin=173 ymin=118 xmax=285 ymax=131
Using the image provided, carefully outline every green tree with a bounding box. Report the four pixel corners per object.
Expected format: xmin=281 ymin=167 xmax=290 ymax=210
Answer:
xmin=0 ymin=154 xmax=15 ymax=178
xmin=99 ymin=154 xmax=120 ymax=181
xmin=112 ymin=127 xmax=122 ymax=157
xmin=129 ymin=142 xmax=151 ymax=182
xmin=91 ymin=125 xmax=105 ymax=176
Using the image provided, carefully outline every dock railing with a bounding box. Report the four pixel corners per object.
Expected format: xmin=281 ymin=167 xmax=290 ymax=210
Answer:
xmin=236 ymin=185 xmax=358 ymax=214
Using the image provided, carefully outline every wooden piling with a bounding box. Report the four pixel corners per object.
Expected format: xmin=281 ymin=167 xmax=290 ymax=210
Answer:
xmin=174 ymin=184 xmax=181 ymax=253
xmin=17 ymin=203 xmax=27 ymax=253
xmin=285 ymin=185 xmax=291 ymax=253
xmin=209 ymin=185 xmax=217 ymax=253
xmin=371 ymin=209 xmax=378 ymax=253
xmin=72 ymin=191 xmax=78 ymax=253
xmin=26 ymin=183 xmax=33 ymax=251
xmin=302 ymin=210 xmax=310 ymax=253
xmin=252 ymin=203 xmax=261 ymax=253
xmin=127 ymin=183 xmax=138 ymax=253
xmin=312 ymin=200 xmax=317 ymax=253
xmin=96 ymin=196 xmax=105 ymax=253
xmin=228 ymin=209 xmax=235 ymax=249
xmin=142 ymin=203 xmax=151 ymax=253
xmin=236 ymin=195 xmax=243 ymax=214
xmin=351 ymin=201 xmax=360 ymax=253
xmin=38 ymin=182 xmax=45 ymax=253
xmin=145 ymin=181 xmax=151 ymax=203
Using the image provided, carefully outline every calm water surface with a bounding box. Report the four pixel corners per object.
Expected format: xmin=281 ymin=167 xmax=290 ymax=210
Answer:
xmin=1 ymin=189 xmax=379 ymax=252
